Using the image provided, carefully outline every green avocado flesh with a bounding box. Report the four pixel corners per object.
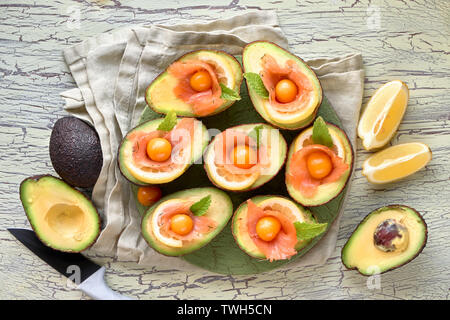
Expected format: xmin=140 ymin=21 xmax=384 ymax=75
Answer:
xmin=341 ymin=205 xmax=427 ymax=275
xmin=204 ymin=123 xmax=287 ymax=191
xmin=118 ymin=117 xmax=209 ymax=186
xmin=286 ymin=123 xmax=353 ymax=206
xmin=141 ymin=187 xmax=233 ymax=256
xmin=20 ymin=175 xmax=101 ymax=253
xmin=232 ymin=196 xmax=315 ymax=260
xmin=146 ymin=50 xmax=243 ymax=117
xmin=242 ymin=41 xmax=322 ymax=130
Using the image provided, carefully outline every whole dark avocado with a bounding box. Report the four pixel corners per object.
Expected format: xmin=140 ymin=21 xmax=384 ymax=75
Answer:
xmin=49 ymin=116 xmax=102 ymax=188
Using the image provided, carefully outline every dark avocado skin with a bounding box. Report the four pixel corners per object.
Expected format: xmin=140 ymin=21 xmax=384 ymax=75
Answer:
xmin=49 ymin=117 xmax=103 ymax=188
xmin=341 ymin=204 xmax=428 ymax=276
xmin=19 ymin=175 xmax=101 ymax=253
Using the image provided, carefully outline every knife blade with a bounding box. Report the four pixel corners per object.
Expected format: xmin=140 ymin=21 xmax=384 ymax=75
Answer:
xmin=8 ymin=228 xmax=134 ymax=300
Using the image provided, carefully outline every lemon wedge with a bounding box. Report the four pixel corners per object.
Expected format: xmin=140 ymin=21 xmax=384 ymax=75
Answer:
xmin=358 ymin=80 xmax=409 ymax=151
xmin=362 ymin=142 xmax=431 ymax=184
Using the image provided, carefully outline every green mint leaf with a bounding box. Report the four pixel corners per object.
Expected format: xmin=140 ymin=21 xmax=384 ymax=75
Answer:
xmin=243 ymin=72 xmax=269 ymax=99
xmin=220 ymin=83 xmax=241 ymax=101
xmin=190 ymin=195 xmax=211 ymax=216
xmin=312 ymin=116 xmax=334 ymax=148
xmin=157 ymin=110 xmax=178 ymax=132
xmin=294 ymin=221 xmax=328 ymax=241
xmin=247 ymin=124 xmax=264 ymax=148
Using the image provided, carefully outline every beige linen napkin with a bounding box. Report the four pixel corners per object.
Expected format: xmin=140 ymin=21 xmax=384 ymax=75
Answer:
xmin=61 ymin=11 xmax=364 ymax=272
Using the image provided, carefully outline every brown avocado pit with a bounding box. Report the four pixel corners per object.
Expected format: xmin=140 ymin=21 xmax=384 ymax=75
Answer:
xmin=373 ymin=219 xmax=409 ymax=253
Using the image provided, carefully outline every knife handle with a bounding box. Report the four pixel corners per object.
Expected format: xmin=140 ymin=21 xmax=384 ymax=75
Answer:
xmin=77 ymin=267 xmax=135 ymax=300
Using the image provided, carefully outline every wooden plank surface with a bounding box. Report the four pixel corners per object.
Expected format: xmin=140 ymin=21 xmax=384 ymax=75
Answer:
xmin=0 ymin=0 xmax=449 ymax=300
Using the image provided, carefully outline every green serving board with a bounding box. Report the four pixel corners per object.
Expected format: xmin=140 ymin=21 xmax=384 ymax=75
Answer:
xmin=132 ymin=59 xmax=351 ymax=275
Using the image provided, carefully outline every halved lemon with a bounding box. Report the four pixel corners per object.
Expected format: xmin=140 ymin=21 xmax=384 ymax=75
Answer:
xmin=362 ymin=142 xmax=431 ymax=184
xmin=358 ymin=80 xmax=409 ymax=151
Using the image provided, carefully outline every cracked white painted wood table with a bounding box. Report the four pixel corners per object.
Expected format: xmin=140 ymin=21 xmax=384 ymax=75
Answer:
xmin=1 ymin=0 xmax=449 ymax=300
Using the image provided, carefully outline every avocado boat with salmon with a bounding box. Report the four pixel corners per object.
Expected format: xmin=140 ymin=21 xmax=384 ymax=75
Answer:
xmin=146 ymin=50 xmax=243 ymax=117
xmin=118 ymin=111 xmax=209 ymax=186
xmin=232 ymin=196 xmax=327 ymax=262
xmin=286 ymin=117 xmax=353 ymax=207
xmin=204 ymin=123 xmax=287 ymax=192
xmin=141 ymin=187 xmax=233 ymax=256
xmin=242 ymin=41 xmax=323 ymax=130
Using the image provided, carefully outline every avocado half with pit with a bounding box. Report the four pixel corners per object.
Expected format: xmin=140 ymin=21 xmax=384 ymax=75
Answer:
xmin=204 ymin=123 xmax=287 ymax=192
xmin=141 ymin=187 xmax=233 ymax=256
xmin=242 ymin=41 xmax=322 ymax=130
xmin=19 ymin=175 xmax=101 ymax=253
xmin=118 ymin=117 xmax=209 ymax=186
xmin=146 ymin=50 xmax=243 ymax=117
xmin=342 ymin=205 xmax=427 ymax=275
xmin=232 ymin=195 xmax=315 ymax=260
xmin=286 ymin=122 xmax=353 ymax=206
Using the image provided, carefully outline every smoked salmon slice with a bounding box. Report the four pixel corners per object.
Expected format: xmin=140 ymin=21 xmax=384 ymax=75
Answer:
xmin=246 ymin=200 xmax=298 ymax=262
xmin=260 ymin=54 xmax=314 ymax=113
xmin=129 ymin=118 xmax=195 ymax=171
xmin=213 ymin=129 xmax=270 ymax=175
xmin=168 ymin=60 xmax=224 ymax=116
xmin=287 ymin=144 xmax=349 ymax=198
xmin=158 ymin=200 xmax=217 ymax=242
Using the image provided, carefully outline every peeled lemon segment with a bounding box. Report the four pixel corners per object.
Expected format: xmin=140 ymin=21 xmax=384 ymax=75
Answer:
xmin=362 ymin=142 xmax=431 ymax=184
xmin=358 ymin=80 xmax=409 ymax=151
